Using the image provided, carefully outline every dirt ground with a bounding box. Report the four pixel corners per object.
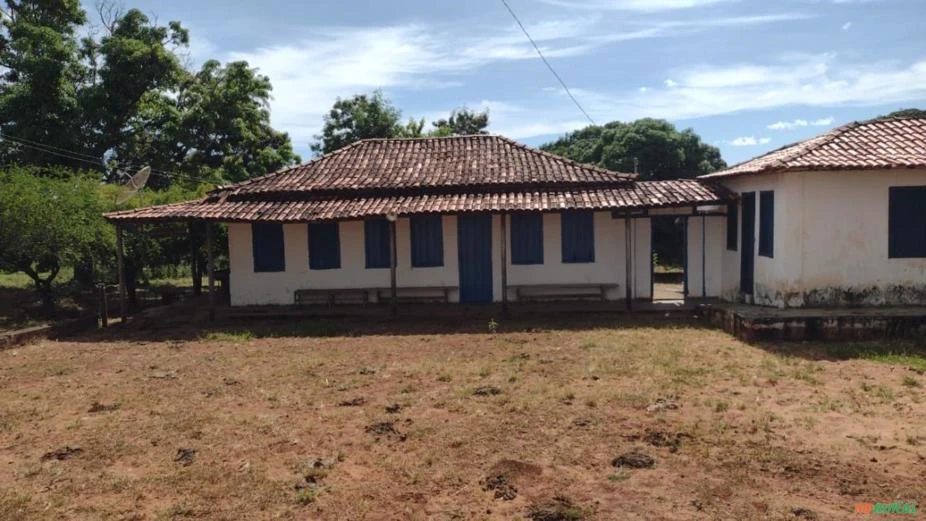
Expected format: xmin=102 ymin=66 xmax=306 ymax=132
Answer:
xmin=0 ymin=314 xmax=923 ymax=520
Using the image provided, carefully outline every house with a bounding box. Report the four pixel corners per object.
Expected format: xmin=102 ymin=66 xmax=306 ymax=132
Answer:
xmin=701 ymin=117 xmax=926 ymax=308
xmin=105 ymin=135 xmax=732 ymax=311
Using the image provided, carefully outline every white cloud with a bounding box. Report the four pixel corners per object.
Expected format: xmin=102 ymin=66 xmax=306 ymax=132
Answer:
xmin=508 ymin=54 xmax=926 ymax=141
xmin=225 ymin=21 xmax=601 ymax=145
xmin=728 ymin=136 xmax=771 ymax=146
xmin=639 ymin=87 xmax=649 ymax=93
xmin=540 ymin=0 xmax=735 ymax=11
xmin=608 ymin=54 xmax=926 ymax=121
xmin=842 ymin=21 xmax=852 ymax=30
xmin=767 ymin=116 xmax=835 ymax=130
xmin=664 ymin=79 xmax=678 ymax=88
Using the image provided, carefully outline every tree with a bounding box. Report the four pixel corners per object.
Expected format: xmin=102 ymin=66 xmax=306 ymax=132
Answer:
xmin=541 ymin=118 xmax=725 ymax=180
xmin=116 ymin=60 xmax=299 ymax=187
xmin=0 ymin=168 xmax=110 ymax=311
xmin=542 ymin=119 xmax=726 ymax=267
xmin=880 ymin=108 xmax=926 ymax=119
xmin=0 ymin=0 xmax=90 ymax=169
xmin=0 ymin=2 xmax=298 ymax=185
xmin=311 ymin=91 xmax=403 ymax=154
xmin=312 ymin=92 xmax=494 ymax=153
xmin=431 ymin=108 xmax=489 ymax=136
xmin=80 ymin=7 xmax=189 ymax=165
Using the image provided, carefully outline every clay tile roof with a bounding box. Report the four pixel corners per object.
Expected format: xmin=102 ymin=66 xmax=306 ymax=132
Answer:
xmin=104 ymin=135 xmax=735 ymax=223
xmin=104 ymin=180 xmax=733 ymax=223
xmin=700 ymin=117 xmax=926 ymax=179
xmin=219 ymin=134 xmax=635 ymax=196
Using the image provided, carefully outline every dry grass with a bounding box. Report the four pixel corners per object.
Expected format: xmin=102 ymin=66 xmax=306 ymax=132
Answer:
xmin=0 ymin=315 xmax=923 ymax=520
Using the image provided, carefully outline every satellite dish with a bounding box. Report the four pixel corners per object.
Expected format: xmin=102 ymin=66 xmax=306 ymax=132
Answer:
xmin=116 ymin=166 xmax=151 ymax=204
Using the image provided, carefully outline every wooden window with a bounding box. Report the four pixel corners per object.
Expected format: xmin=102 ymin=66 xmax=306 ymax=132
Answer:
xmin=510 ymin=213 xmax=544 ymax=265
xmin=251 ymin=223 xmax=285 ymax=272
xmin=364 ymin=218 xmax=391 ymax=269
xmin=561 ymin=210 xmax=595 ymax=263
xmin=308 ymin=222 xmax=340 ymax=270
xmin=889 ymin=186 xmax=926 ymax=258
xmin=726 ymin=203 xmax=738 ymax=251
xmin=758 ymin=191 xmax=774 ymax=258
xmin=410 ymin=215 xmax=443 ymax=267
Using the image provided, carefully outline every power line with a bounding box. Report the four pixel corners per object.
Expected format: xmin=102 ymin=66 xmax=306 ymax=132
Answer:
xmin=500 ymin=0 xmax=596 ymax=126
xmin=0 ymin=131 xmax=218 ymax=185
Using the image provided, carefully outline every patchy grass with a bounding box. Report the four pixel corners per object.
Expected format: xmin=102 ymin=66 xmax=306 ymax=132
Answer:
xmin=0 ymin=317 xmax=922 ymax=519
xmin=820 ymin=341 xmax=926 ymax=372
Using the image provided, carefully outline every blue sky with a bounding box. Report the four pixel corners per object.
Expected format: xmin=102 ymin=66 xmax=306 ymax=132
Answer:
xmin=88 ymin=0 xmax=925 ymax=165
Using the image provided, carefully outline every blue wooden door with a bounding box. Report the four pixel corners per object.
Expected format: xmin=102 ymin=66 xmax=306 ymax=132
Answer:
xmin=457 ymin=213 xmax=493 ymax=303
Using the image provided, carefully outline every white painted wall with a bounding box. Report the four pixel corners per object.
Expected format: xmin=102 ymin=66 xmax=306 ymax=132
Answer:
xmin=227 ymin=210 xmax=657 ymax=306
xmin=686 ymin=215 xmax=724 ymax=298
xmin=718 ymin=168 xmax=926 ymax=307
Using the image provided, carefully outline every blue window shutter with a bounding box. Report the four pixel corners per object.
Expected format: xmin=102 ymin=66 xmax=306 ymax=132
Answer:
xmin=364 ymin=218 xmax=391 ymax=268
xmin=758 ymin=191 xmax=774 ymax=258
xmin=410 ymin=215 xmax=444 ymax=267
xmin=889 ymin=186 xmax=926 ymax=258
xmin=251 ymin=223 xmax=285 ymax=272
xmin=309 ymin=222 xmax=341 ymax=270
xmin=726 ymin=204 xmax=738 ymax=251
xmin=561 ymin=210 xmax=595 ymax=263
xmin=510 ymin=213 xmax=544 ymax=264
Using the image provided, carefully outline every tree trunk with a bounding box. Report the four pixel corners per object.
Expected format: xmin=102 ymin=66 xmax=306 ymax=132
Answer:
xmin=21 ymin=263 xmax=60 ymax=316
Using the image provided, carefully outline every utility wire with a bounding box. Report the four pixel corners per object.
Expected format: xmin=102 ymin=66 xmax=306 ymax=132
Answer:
xmin=500 ymin=0 xmax=596 ymax=126
xmin=0 ymin=131 xmax=218 ymax=185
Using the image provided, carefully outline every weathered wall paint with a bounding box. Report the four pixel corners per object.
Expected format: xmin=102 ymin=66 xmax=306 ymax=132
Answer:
xmin=686 ymin=215 xmax=724 ymax=298
xmin=719 ymin=168 xmax=926 ymax=307
xmin=227 ymin=211 xmax=656 ymax=306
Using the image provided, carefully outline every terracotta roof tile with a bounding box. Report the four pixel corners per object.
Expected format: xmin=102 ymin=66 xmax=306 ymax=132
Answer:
xmin=701 ymin=117 xmax=926 ymax=179
xmin=105 ymin=180 xmax=731 ymax=223
xmin=219 ymin=135 xmax=635 ymax=195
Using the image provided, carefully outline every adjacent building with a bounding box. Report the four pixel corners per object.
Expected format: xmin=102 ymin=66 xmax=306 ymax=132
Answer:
xmin=701 ymin=117 xmax=926 ymax=307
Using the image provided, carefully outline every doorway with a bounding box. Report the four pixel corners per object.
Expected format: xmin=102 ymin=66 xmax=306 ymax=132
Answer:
xmin=457 ymin=213 xmax=493 ymax=303
xmin=650 ymin=216 xmax=687 ymax=302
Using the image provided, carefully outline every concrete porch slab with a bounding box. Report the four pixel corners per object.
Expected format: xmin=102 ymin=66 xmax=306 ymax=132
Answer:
xmin=699 ymin=302 xmax=926 ymax=341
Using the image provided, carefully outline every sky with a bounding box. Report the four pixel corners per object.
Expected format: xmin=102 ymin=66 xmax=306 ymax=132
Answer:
xmin=86 ymin=0 xmax=926 ymax=166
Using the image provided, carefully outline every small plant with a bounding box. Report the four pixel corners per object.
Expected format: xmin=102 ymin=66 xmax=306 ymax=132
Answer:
xmin=295 ymin=488 xmax=319 ymax=505
xmin=608 ymin=470 xmax=631 ymax=482
xmin=902 ymin=376 xmax=921 ymax=388
xmin=713 ymin=400 xmax=729 ymax=413
xmin=436 ymin=373 xmax=452 ymax=383
xmin=487 ymin=318 xmax=499 ymax=334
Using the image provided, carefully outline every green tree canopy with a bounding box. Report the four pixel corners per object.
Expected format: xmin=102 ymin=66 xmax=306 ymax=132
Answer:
xmin=879 ymin=108 xmax=926 ymax=119
xmin=0 ymin=0 xmax=88 ymax=168
xmin=311 ymin=91 xmax=403 ymax=154
xmin=540 ymin=118 xmax=726 ymax=180
xmin=311 ymin=91 xmax=491 ymax=154
xmin=0 ymin=167 xmax=110 ymax=310
xmin=431 ymin=108 xmax=490 ymax=137
xmin=0 ymin=1 xmax=298 ymax=185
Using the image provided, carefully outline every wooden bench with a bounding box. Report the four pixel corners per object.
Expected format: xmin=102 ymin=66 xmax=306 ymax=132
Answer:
xmin=374 ymin=286 xmax=455 ymax=304
xmin=294 ymin=288 xmax=371 ymax=306
xmin=511 ymin=283 xmax=619 ymax=302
